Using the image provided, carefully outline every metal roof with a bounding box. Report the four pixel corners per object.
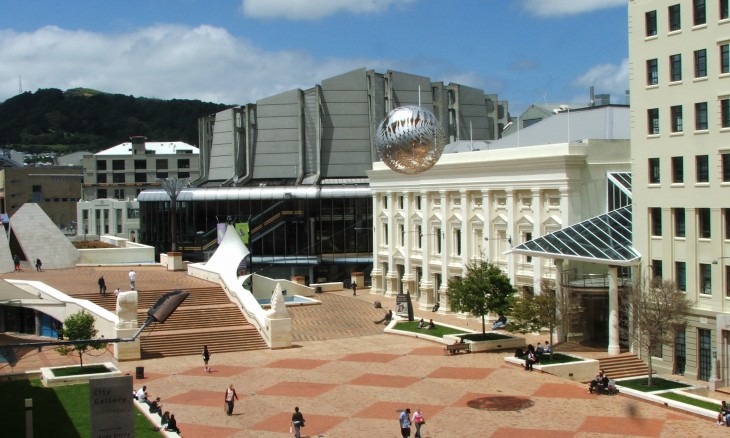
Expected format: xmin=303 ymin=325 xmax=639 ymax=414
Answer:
xmin=138 ymin=185 xmax=371 ymax=202
xmin=508 ymin=205 xmax=640 ymax=267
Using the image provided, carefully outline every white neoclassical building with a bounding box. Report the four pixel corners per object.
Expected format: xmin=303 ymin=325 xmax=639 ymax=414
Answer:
xmin=368 ymin=105 xmax=632 ymax=347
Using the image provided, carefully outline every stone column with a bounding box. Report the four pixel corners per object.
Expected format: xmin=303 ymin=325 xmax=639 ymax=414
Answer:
xmin=438 ymin=190 xmax=450 ymax=312
xmin=401 ymin=191 xmax=416 ymax=295
xmin=370 ymin=192 xmax=383 ymax=294
xmin=385 ymin=192 xmax=398 ymax=297
xmin=419 ymin=190 xmax=434 ymax=310
xmin=482 ymin=190 xmax=490 ymax=261
xmin=505 ymin=188 xmax=515 ymax=283
xmin=531 ymin=188 xmax=543 ymax=293
xmin=607 ymin=266 xmax=621 ymax=355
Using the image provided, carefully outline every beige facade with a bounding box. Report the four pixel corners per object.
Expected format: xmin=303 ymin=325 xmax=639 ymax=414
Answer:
xmin=629 ymin=0 xmax=730 ymax=384
xmin=368 ymin=139 xmax=631 ymax=318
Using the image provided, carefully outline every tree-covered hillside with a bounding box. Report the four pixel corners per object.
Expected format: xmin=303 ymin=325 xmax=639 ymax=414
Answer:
xmin=0 ymin=88 xmax=232 ymax=153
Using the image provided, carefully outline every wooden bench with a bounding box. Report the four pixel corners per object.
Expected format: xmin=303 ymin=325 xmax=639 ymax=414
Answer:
xmin=444 ymin=343 xmax=470 ymax=355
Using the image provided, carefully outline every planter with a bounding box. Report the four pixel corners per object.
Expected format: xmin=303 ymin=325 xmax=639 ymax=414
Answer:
xmin=445 ymin=333 xmax=525 ymax=353
xmin=41 ymin=362 xmax=122 ymax=387
xmin=504 ymin=354 xmax=598 ymax=382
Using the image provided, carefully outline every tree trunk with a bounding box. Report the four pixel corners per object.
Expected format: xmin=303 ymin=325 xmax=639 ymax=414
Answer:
xmin=481 ymin=314 xmax=486 ymax=334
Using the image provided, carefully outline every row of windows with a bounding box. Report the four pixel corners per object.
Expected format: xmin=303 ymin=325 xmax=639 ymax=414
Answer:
xmin=645 ymin=99 xmax=730 ymax=134
xmin=645 ymin=1 xmax=728 ymax=37
xmin=648 ymin=206 xmax=729 ymax=238
xmin=645 ymin=45 xmax=728 ymax=87
xmin=97 ymin=172 xmax=191 ymax=184
xmin=646 ymin=154 xmax=724 ymax=184
xmin=651 ymin=259 xmax=730 ymax=298
xmin=96 ymin=158 xmax=191 ymax=171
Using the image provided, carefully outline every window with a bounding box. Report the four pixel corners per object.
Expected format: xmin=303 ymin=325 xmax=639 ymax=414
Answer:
xmin=723 ymin=154 xmax=730 ymax=182
xmin=399 ymin=196 xmax=404 ymax=209
xmin=398 ymin=224 xmax=405 ymax=246
xmin=676 ymin=261 xmax=687 ymax=291
xmin=722 ymin=44 xmax=730 ymax=74
xmin=723 ymin=99 xmax=730 ymax=128
xmin=649 ymin=158 xmax=661 ymax=183
xmin=112 ymin=160 xmax=125 ymax=171
xmin=96 ymin=160 xmax=107 ymax=171
xmin=134 ymin=159 xmax=146 ymax=170
xmin=134 ymin=173 xmax=147 ymax=183
xmin=674 ymin=208 xmax=686 ymax=237
xmin=700 ymin=263 xmax=712 ymax=294
xmin=698 ymin=208 xmax=711 ymax=238
xmin=694 ymin=0 xmax=706 ymax=25
xmin=435 ymin=227 xmax=442 ymax=254
xmin=416 ymin=196 xmax=422 ymax=210
xmin=177 ymin=158 xmax=190 ymax=169
xmin=648 ymin=108 xmax=660 ymax=134
xmin=98 ymin=189 xmax=107 ymax=199
xmin=178 ymin=171 xmax=190 ymax=179
xmin=156 ymin=172 xmax=168 ymax=179
xmin=670 ymin=54 xmax=682 ymax=82
xmin=454 ymin=229 xmax=462 ymax=256
xmin=651 ymin=207 xmax=662 ymax=236
xmin=416 ymin=225 xmax=422 ymax=248
xmin=695 ymin=102 xmax=708 ymax=130
xmin=97 ymin=174 xmax=107 ymax=184
xmin=672 ymin=156 xmax=684 ymax=183
xmin=651 ymin=330 xmax=663 ymax=357
xmin=696 ymin=155 xmax=709 ymax=182
xmin=725 ymin=209 xmax=730 ymax=239
xmin=647 ymin=58 xmax=659 ymax=85
xmin=694 ymin=49 xmax=707 ymax=77
xmin=723 ymin=0 xmax=729 ymax=20
xmin=156 ymin=159 xmax=168 ymax=170
xmin=671 ymin=105 xmax=683 ymax=132
xmin=646 ymin=10 xmax=658 ymax=36
xmin=726 ymin=265 xmax=730 ymax=297
xmin=383 ymin=224 xmax=388 ymax=245
xmin=669 ymin=4 xmax=681 ymax=31
xmin=651 ymin=259 xmax=663 ymax=281
xmin=112 ymin=173 xmax=125 ymax=183
xmin=114 ymin=189 xmax=125 ymax=199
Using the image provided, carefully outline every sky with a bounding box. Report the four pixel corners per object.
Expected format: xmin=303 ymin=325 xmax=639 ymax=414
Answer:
xmin=0 ymin=0 xmax=629 ymax=115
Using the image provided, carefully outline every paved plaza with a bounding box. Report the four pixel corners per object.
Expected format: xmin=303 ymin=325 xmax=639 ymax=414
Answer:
xmin=0 ymin=266 xmax=724 ymax=437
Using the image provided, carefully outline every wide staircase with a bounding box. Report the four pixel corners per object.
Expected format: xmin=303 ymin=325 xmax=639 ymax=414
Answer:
xmin=598 ymin=353 xmax=651 ymax=379
xmin=79 ymin=286 xmax=267 ymax=358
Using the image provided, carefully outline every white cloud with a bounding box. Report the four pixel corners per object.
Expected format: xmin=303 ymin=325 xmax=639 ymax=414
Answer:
xmin=241 ymin=0 xmax=415 ymax=20
xmin=572 ymin=58 xmax=629 ymax=100
xmin=0 ymin=25 xmax=375 ymax=104
xmin=522 ymin=0 xmax=626 ymax=18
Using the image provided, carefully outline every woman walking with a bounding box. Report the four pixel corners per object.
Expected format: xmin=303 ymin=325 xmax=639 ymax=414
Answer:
xmin=203 ymin=345 xmax=212 ymax=373
xmin=224 ymin=384 xmax=239 ymax=416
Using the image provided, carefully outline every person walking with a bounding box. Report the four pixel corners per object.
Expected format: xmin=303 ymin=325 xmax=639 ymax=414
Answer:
xmin=291 ymin=406 xmax=305 ymax=438
xmin=399 ymin=408 xmax=411 ymax=437
xmin=224 ymin=384 xmax=238 ymax=416
xmin=411 ymin=407 xmax=425 ymax=438
xmin=129 ymin=269 xmax=136 ymax=290
xmin=98 ymin=275 xmax=107 ymax=295
xmin=35 ymin=258 xmax=42 ymax=272
xmin=203 ymin=345 xmax=212 ymax=373
xmin=351 ymin=281 xmax=357 ymax=296
xmin=12 ymin=254 xmax=20 ymax=271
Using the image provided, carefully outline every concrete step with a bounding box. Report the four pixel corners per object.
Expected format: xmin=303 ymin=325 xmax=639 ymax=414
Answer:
xmin=598 ymin=353 xmax=650 ymax=380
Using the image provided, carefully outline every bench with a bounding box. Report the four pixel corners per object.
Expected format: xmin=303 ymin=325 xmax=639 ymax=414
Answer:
xmin=444 ymin=343 xmax=470 ymax=355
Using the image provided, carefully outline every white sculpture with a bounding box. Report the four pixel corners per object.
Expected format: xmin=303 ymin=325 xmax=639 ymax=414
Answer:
xmin=116 ymin=290 xmax=138 ymax=329
xmin=266 ymin=282 xmax=290 ymax=318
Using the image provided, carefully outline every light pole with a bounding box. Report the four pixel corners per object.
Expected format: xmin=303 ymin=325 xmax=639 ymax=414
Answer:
xmin=159 ymin=177 xmax=189 ymax=252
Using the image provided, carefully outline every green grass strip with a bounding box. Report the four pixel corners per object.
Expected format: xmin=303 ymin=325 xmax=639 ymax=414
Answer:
xmin=395 ymin=321 xmax=466 ymax=337
xmin=51 ymin=364 xmax=111 ymax=377
xmin=659 ymin=391 xmax=721 ymax=412
xmin=617 ymin=377 xmax=692 ymax=392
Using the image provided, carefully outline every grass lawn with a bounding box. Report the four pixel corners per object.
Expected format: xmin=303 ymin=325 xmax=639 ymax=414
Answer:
xmin=395 ymin=321 xmax=466 ymax=337
xmin=1 ymin=379 xmax=160 ymax=437
xmin=534 ymin=353 xmax=583 ymax=365
xmin=659 ymin=391 xmax=721 ymax=412
xmin=460 ymin=332 xmax=512 ymax=341
xmin=51 ymin=364 xmax=111 ymax=377
xmin=617 ymin=377 xmax=692 ymax=392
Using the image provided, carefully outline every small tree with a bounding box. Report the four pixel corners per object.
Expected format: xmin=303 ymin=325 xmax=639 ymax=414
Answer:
xmin=446 ymin=261 xmax=515 ymax=334
xmin=621 ymin=272 xmax=692 ymax=386
xmin=56 ymin=311 xmax=107 ymax=367
xmin=508 ymin=279 xmax=562 ymax=345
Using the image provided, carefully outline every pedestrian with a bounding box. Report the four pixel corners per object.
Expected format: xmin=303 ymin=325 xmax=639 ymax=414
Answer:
xmin=113 ymin=287 xmax=120 ymax=296
xmin=411 ymin=407 xmax=425 ymax=438
xmin=12 ymin=254 xmax=20 ymax=271
xmin=291 ymin=406 xmax=305 ymax=438
xmin=399 ymin=408 xmax=411 ymax=437
xmin=351 ymin=281 xmax=357 ymax=296
xmin=98 ymin=275 xmax=107 ymax=295
xmin=35 ymin=258 xmax=42 ymax=272
xmin=203 ymin=345 xmax=212 ymax=373
xmin=224 ymin=383 xmax=238 ymax=416
xmin=129 ymin=269 xmax=136 ymax=290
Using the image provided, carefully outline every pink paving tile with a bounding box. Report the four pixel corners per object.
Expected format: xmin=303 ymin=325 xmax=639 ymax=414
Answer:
xmin=409 ymin=346 xmax=446 ymax=356
xmin=266 ymin=358 xmax=330 ymax=370
xmin=257 ymin=381 xmax=337 ymax=397
xmin=451 ymin=392 xmax=534 ymax=411
xmin=348 ymin=373 xmax=421 ymax=388
xmin=532 ymin=382 xmax=595 ymax=399
xmin=175 ymin=422 xmax=239 ymax=438
xmin=251 ymin=411 xmax=346 ymax=436
xmin=131 ymin=372 xmax=168 ymax=387
xmin=355 ymin=401 xmax=446 ymax=420
xmin=578 ymin=415 xmax=664 ymax=437
xmin=179 ymin=364 xmax=251 ymax=377
xmin=427 ymin=366 xmax=495 ymax=380
xmin=492 ymin=428 xmax=575 ymax=438
xmin=338 ymin=352 xmax=400 ymax=363
xmin=165 ymin=389 xmax=234 ymax=407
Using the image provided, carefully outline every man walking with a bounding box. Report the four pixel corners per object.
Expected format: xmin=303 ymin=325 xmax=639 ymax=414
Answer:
xmin=291 ymin=406 xmax=305 ymax=438
xmin=129 ymin=269 xmax=136 ymax=290
xmin=351 ymin=281 xmax=357 ymax=296
xmin=98 ymin=275 xmax=107 ymax=295
xmin=399 ymin=408 xmax=411 ymax=437
xmin=224 ymin=384 xmax=239 ymax=416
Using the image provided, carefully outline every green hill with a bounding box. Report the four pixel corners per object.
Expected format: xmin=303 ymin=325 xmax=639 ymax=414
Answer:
xmin=0 ymin=88 xmax=232 ymax=154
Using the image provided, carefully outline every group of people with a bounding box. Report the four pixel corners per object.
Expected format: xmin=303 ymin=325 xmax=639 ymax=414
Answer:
xmin=417 ymin=318 xmax=436 ymax=330
xmin=518 ymin=341 xmax=552 ymax=371
xmin=96 ymin=270 xmax=136 ymax=296
xmin=399 ymin=407 xmax=426 ymax=438
xmin=134 ymin=385 xmax=180 ymax=434
xmin=588 ymin=369 xmax=611 ymax=394
xmin=717 ymin=400 xmax=730 ymax=426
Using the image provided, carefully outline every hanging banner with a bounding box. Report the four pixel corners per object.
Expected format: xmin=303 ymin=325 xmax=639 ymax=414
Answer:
xmin=216 ymin=223 xmax=227 ymax=244
xmin=235 ymin=222 xmax=250 ymax=244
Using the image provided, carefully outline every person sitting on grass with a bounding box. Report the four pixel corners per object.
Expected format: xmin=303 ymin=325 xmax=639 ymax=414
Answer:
xmin=418 ymin=318 xmax=427 ymax=329
xmin=544 ymin=340 xmax=553 ymax=358
xmin=374 ymin=309 xmax=393 ymax=324
xmin=427 ymin=319 xmax=436 ymax=329
xmin=491 ymin=314 xmax=507 ymax=330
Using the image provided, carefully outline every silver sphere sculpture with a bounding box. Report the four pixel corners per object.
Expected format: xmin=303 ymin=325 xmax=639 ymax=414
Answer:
xmin=375 ymin=105 xmax=446 ymax=174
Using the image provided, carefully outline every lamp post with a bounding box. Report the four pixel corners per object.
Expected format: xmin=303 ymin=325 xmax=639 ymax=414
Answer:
xmin=159 ymin=177 xmax=189 ymax=252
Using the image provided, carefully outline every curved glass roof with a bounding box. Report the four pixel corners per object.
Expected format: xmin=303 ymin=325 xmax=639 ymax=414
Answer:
xmin=509 ymin=205 xmax=639 ymax=267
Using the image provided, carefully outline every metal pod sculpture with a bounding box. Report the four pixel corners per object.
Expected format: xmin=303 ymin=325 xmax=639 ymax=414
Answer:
xmin=375 ymin=105 xmax=446 ymax=175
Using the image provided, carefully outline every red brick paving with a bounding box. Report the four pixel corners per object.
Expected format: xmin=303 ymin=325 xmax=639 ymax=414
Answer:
xmin=265 ymin=358 xmax=328 ymax=370
xmin=166 ymin=389 xmax=226 ymax=407
xmin=179 ymin=365 xmax=251 ymax=377
xmin=532 ymin=382 xmax=595 ymax=399
xmin=251 ymin=411 xmax=346 ymax=436
xmin=338 ymin=352 xmax=399 ymax=363
xmin=347 ymin=373 xmax=421 ymax=388
xmin=427 ymin=366 xmax=495 ymax=380
xmin=257 ymin=381 xmax=337 ymax=397
xmin=579 ymin=415 xmax=665 ymax=437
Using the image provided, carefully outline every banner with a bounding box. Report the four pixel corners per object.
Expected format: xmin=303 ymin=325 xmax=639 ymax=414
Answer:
xmin=235 ymin=222 xmax=250 ymax=244
xmin=216 ymin=223 xmax=227 ymax=244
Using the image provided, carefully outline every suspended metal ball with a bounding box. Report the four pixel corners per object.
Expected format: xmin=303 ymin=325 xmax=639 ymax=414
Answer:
xmin=375 ymin=105 xmax=446 ymax=175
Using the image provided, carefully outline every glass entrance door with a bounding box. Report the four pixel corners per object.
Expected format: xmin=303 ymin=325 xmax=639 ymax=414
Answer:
xmin=698 ymin=328 xmax=712 ymax=381
xmin=674 ymin=328 xmax=686 ymax=376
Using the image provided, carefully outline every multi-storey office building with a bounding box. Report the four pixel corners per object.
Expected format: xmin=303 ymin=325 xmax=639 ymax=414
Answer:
xmin=138 ymin=68 xmax=508 ymax=284
xmin=630 ymin=0 xmax=730 ymax=384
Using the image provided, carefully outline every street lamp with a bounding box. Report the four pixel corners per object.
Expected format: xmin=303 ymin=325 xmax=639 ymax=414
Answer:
xmin=158 ymin=177 xmax=189 ymax=252
xmin=712 ymin=257 xmax=730 ymax=265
